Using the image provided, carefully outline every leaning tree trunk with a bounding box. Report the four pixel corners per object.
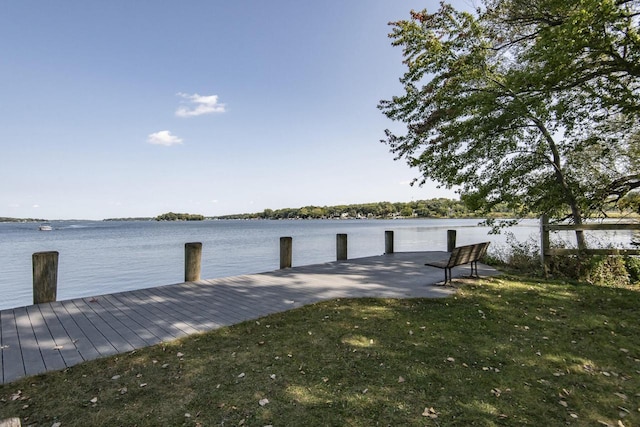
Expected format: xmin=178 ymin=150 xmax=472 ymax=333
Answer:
xmin=535 ymin=120 xmax=588 ymax=250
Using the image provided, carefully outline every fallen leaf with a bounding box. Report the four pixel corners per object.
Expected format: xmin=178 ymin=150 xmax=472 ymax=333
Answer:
xmin=90 ymin=397 xmax=98 ymax=404
xmin=185 ymin=413 xmax=191 ymax=418
xmin=177 ymin=352 xmax=184 ymax=358
xmin=270 ymin=374 xmax=276 ymax=380
xmin=52 ymin=423 xmax=62 ymax=427
xmin=238 ymin=372 xmax=245 ymax=378
xmin=422 ymin=407 xmax=438 ymax=419
xmin=140 ymin=383 xmax=148 ymax=387
xmin=398 ymin=376 xmax=405 ymax=383
xmin=259 ymin=398 xmax=269 ymax=406
xmin=446 ymin=357 xmax=455 ymax=363
xmin=119 ymin=387 xmax=128 ymax=395
xmin=111 ymin=375 xmax=121 ymax=380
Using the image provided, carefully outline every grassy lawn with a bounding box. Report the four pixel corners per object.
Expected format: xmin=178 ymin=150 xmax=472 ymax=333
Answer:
xmin=1 ymin=275 xmax=639 ymax=426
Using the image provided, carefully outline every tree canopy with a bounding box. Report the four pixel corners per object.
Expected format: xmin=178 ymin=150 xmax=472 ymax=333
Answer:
xmin=379 ymin=0 xmax=640 ymax=248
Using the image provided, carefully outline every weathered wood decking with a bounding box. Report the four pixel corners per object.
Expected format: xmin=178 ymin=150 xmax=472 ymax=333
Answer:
xmin=0 ymin=251 xmax=499 ymax=384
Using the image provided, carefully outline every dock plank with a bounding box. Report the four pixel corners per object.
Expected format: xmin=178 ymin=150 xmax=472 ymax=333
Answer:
xmin=37 ymin=304 xmax=84 ymax=367
xmin=25 ymin=306 xmax=66 ymax=372
xmin=100 ymin=294 xmax=167 ymax=345
xmin=94 ymin=295 xmax=159 ymax=347
xmin=152 ymin=284 xmax=245 ymax=327
xmin=74 ymin=298 xmax=136 ymax=353
xmin=136 ymin=288 xmax=210 ymax=330
xmin=59 ymin=300 xmax=118 ymax=358
xmin=13 ymin=307 xmax=46 ymax=377
xmin=109 ymin=292 xmax=185 ymax=342
xmin=1 ymin=310 xmax=25 ymax=383
xmin=49 ymin=302 xmax=100 ymax=362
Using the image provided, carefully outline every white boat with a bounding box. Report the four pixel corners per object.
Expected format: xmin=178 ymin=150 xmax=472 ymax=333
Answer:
xmin=39 ymin=224 xmax=53 ymax=231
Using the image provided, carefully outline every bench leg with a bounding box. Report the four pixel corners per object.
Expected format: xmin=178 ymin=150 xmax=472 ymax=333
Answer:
xmin=470 ymin=261 xmax=478 ymax=277
xmin=445 ymin=267 xmax=451 ymax=284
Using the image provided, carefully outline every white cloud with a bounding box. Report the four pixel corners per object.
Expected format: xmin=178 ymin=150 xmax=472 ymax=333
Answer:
xmin=147 ymin=130 xmax=183 ymax=146
xmin=175 ymin=92 xmax=226 ymax=117
xmin=32 ymin=204 xmax=40 ymax=208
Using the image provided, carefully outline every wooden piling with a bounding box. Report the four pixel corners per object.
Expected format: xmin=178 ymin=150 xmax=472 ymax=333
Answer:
xmin=32 ymin=251 xmax=58 ymax=304
xmin=337 ymin=234 xmax=348 ymax=261
xmin=385 ymin=230 xmax=394 ymax=254
xmin=447 ymin=230 xmax=457 ymax=252
xmin=185 ymin=242 xmax=202 ymax=282
xmin=540 ymin=215 xmax=550 ymax=276
xmin=280 ymin=237 xmax=292 ymax=269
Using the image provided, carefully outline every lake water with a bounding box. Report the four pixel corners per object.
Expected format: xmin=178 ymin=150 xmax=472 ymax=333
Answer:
xmin=0 ymin=218 xmax=635 ymax=310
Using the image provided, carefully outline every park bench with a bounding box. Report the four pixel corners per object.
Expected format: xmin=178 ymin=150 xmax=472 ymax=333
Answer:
xmin=425 ymin=242 xmax=490 ymax=284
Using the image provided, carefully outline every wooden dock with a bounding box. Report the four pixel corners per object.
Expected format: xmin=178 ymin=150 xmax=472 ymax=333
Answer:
xmin=0 ymin=251 xmax=499 ymax=384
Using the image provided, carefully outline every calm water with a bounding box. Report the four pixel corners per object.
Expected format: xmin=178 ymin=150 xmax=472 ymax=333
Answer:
xmin=0 ymin=218 xmax=633 ymax=310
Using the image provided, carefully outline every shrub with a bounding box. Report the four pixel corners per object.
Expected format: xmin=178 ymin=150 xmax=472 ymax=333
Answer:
xmin=624 ymin=256 xmax=640 ymax=284
xmin=577 ymin=255 xmax=630 ymax=287
xmin=485 ymin=233 xmax=542 ymax=274
xmin=490 ymin=234 xmax=639 ymax=286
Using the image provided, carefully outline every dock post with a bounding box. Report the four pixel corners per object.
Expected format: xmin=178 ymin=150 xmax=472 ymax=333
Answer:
xmin=280 ymin=237 xmax=292 ymax=269
xmin=185 ymin=242 xmax=202 ymax=282
xmin=33 ymin=251 xmax=59 ymax=304
xmin=447 ymin=230 xmax=457 ymax=252
xmin=385 ymin=230 xmax=394 ymax=254
xmin=337 ymin=233 xmax=348 ymax=261
xmin=540 ymin=215 xmax=550 ymax=277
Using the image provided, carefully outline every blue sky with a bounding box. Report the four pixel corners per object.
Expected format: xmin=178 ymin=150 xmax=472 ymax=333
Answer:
xmin=2 ymin=1 xmax=471 ymax=220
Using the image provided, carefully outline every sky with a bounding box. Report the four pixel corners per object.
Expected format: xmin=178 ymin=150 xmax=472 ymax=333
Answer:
xmin=1 ymin=1 xmax=474 ymax=220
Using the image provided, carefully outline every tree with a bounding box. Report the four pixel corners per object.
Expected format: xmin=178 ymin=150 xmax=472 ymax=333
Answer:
xmin=379 ymin=0 xmax=640 ymax=248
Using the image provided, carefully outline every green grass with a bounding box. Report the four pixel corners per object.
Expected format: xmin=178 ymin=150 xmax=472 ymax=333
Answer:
xmin=1 ymin=275 xmax=639 ymax=426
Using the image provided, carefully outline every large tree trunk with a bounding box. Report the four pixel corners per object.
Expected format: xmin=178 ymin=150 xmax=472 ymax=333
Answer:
xmin=535 ymin=120 xmax=588 ymax=250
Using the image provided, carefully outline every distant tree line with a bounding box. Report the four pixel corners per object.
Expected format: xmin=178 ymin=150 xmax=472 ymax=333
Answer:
xmin=214 ymin=199 xmax=516 ymax=220
xmin=155 ymin=212 xmax=204 ymax=221
xmin=0 ymin=217 xmax=48 ymax=223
